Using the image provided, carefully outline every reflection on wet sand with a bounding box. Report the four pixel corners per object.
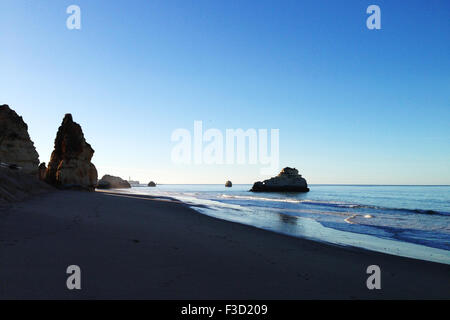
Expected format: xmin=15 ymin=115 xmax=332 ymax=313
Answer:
xmin=279 ymin=213 xmax=298 ymax=225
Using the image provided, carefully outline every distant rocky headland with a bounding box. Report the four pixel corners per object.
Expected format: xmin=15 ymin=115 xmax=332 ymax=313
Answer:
xmin=251 ymin=167 xmax=309 ymax=192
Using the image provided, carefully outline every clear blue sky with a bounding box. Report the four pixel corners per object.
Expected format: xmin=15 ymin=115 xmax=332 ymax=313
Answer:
xmin=1 ymin=0 xmax=449 ymax=184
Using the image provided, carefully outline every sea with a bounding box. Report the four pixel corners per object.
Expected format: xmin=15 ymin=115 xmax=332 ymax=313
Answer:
xmin=119 ymin=184 xmax=450 ymax=264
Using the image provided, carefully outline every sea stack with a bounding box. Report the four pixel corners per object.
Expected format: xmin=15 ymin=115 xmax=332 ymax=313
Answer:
xmin=38 ymin=162 xmax=47 ymax=181
xmin=0 ymin=105 xmax=40 ymax=175
xmin=97 ymin=175 xmax=131 ymax=189
xmin=148 ymin=181 xmax=156 ymax=187
xmin=250 ymin=167 xmax=309 ymax=192
xmin=45 ymin=114 xmax=98 ymax=191
xmin=225 ymin=180 xmax=232 ymax=187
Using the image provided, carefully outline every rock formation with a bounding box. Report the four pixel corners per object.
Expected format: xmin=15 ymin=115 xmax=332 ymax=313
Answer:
xmin=97 ymin=175 xmax=131 ymax=189
xmin=45 ymin=114 xmax=98 ymax=191
xmin=148 ymin=181 xmax=156 ymax=187
xmin=225 ymin=180 xmax=232 ymax=187
xmin=38 ymin=162 xmax=47 ymax=181
xmin=250 ymin=167 xmax=309 ymax=192
xmin=0 ymin=105 xmax=40 ymax=175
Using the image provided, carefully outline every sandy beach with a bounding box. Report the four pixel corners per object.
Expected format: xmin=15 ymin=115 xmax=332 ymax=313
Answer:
xmin=0 ymin=190 xmax=448 ymax=299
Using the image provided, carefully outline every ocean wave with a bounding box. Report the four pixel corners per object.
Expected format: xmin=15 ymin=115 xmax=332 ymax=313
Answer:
xmin=220 ymin=194 xmax=450 ymax=216
xmin=345 ymin=214 xmax=374 ymax=224
xmin=221 ymin=194 xmax=303 ymax=204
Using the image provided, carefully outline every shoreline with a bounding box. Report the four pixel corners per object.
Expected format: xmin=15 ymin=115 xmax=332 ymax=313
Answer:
xmin=128 ymin=183 xmax=450 ymax=186
xmin=117 ymin=186 xmax=450 ymax=264
xmin=104 ymin=190 xmax=450 ymax=261
xmin=0 ymin=190 xmax=449 ymax=299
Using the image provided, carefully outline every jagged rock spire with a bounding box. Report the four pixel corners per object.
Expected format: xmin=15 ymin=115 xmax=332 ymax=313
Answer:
xmin=45 ymin=114 xmax=97 ymax=191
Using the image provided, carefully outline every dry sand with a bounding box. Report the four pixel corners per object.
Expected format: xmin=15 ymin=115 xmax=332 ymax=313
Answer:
xmin=0 ymin=166 xmax=53 ymax=205
xmin=0 ymin=190 xmax=448 ymax=299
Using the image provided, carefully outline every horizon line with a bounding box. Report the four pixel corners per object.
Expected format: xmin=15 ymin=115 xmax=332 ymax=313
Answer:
xmin=135 ymin=183 xmax=450 ymax=187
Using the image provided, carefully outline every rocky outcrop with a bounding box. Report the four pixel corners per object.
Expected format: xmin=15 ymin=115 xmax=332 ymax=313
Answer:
xmin=45 ymin=114 xmax=97 ymax=191
xmin=250 ymin=167 xmax=309 ymax=192
xmin=38 ymin=162 xmax=47 ymax=181
xmin=225 ymin=180 xmax=232 ymax=187
xmin=148 ymin=181 xmax=156 ymax=187
xmin=0 ymin=105 xmax=40 ymax=175
xmin=97 ymin=175 xmax=131 ymax=189
xmin=0 ymin=166 xmax=53 ymax=205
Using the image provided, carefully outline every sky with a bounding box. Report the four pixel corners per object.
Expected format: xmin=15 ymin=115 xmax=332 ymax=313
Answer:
xmin=0 ymin=0 xmax=449 ymax=184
